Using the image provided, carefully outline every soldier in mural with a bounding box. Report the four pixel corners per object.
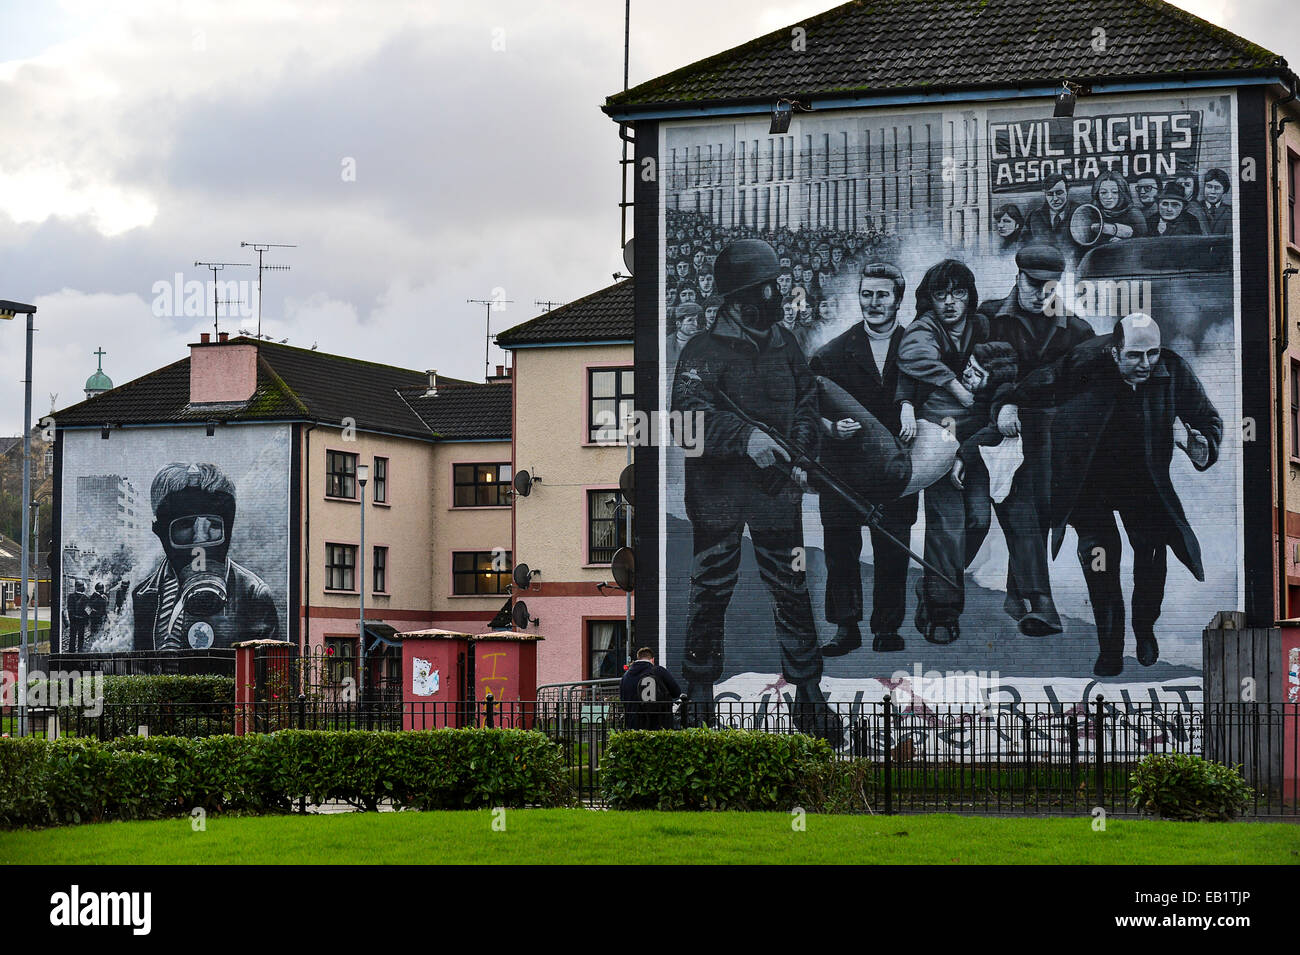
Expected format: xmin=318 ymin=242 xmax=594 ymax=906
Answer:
xmin=670 ymin=237 xmax=838 ymax=735
xmin=132 ymin=462 xmax=280 ymax=651
xmin=65 ymin=580 xmax=88 ymax=652
xmin=994 ymin=313 xmax=1222 ymax=676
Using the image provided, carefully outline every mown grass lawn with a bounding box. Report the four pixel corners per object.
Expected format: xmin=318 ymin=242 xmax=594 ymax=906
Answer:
xmin=2 ymin=811 xmax=1297 ymax=865
xmin=0 ymin=616 xmax=50 ymax=646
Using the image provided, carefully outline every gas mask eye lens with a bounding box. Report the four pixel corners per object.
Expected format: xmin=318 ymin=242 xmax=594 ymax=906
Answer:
xmin=168 ymin=515 xmax=225 ymax=548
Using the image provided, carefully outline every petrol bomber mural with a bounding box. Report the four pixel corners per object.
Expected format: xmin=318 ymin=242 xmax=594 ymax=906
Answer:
xmin=59 ymin=425 xmax=291 ymax=652
xmin=658 ymin=92 xmax=1241 ymax=719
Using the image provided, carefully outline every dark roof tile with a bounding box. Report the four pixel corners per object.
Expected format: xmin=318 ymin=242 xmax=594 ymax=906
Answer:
xmin=605 ymin=0 xmax=1285 ymax=112
xmin=52 ymin=338 xmax=485 ymax=441
xmin=402 ymin=380 xmax=512 ymax=441
xmin=495 ymin=280 xmax=634 ymax=346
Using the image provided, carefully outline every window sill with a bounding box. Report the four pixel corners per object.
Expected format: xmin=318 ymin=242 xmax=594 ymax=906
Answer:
xmin=372 ymin=501 xmax=391 ymax=508
xmin=448 ymin=593 xmax=509 ymax=599
xmin=449 ymin=505 xmax=512 ymax=511
xmin=324 ymin=495 xmax=360 ymax=505
xmin=323 ymin=588 xmax=359 ymax=595
xmin=583 ymin=440 xmax=629 ymax=449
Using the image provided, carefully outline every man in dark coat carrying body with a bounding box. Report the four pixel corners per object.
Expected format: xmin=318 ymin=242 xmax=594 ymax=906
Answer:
xmin=671 ymin=238 xmax=838 ymax=738
xmin=978 ymin=244 xmax=1096 ymax=636
xmin=995 ymin=313 xmax=1221 ymax=676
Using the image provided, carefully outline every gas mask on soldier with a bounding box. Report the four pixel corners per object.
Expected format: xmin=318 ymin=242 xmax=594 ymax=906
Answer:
xmin=731 ymin=278 xmax=783 ymax=334
xmin=152 ymin=483 xmax=236 ymax=632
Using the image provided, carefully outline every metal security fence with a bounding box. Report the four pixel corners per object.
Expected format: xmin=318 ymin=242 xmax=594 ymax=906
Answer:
xmin=4 ymin=697 xmax=1296 ymax=817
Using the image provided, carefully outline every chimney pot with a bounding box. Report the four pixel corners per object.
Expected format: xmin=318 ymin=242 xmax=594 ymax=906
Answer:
xmin=218 ymin=332 xmax=229 ymax=343
xmin=200 ymin=333 xmax=211 ymax=344
xmin=495 ymin=364 xmax=504 ymax=378
xmin=425 ymin=369 xmax=438 ymax=396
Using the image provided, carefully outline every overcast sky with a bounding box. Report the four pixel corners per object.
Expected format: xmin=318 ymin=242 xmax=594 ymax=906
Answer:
xmin=0 ymin=0 xmax=1293 ymax=432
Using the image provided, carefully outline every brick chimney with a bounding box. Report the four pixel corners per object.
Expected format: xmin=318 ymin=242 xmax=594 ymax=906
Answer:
xmin=190 ymin=338 xmax=258 ymax=404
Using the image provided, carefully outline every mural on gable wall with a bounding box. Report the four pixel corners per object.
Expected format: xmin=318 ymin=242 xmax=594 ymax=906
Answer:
xmin=657 ymin=92 xmax=1241 ymax=725
xmin=59 ymin=425 xmax=291 ymax=653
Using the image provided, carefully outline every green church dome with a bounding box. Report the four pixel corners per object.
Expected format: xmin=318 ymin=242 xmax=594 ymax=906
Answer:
xmin=85 ymin=370 xmax=113 ymax=391
xmin=85 ymin=347 xmax=112 ymax=393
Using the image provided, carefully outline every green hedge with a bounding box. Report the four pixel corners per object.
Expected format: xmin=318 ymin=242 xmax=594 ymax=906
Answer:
xmin=0 ymin=729 xmax=574 ymax=828
xmin=25 ymin=674 xmax=234 ymax=711
xmin=602 ymin=729 xmax=838 ymax=811
xmin=0 ymin=738 xmax=181 ymax=827
xmin=1129 ymin=752 xmax=1255 ymax=821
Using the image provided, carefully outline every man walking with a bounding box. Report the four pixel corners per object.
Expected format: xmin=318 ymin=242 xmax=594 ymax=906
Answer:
xmin=997 ymin=313 xmax=1221 ymax=676
xmin=619 ymin=648 xmax=683 ymax=730
xmin=978 ymin=244 xmax=1095 ymax=636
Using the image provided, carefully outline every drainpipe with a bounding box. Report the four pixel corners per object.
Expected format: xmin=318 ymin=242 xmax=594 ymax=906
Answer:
xmin=303 ymin=423 xmax=315 ymax=655
xmin=1273 ymin=75 xmax=1298 ymax=621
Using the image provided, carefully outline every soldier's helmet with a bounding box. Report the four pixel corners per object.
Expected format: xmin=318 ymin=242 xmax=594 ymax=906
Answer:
xmin=712 ymin=239 xmax=781 ymax=303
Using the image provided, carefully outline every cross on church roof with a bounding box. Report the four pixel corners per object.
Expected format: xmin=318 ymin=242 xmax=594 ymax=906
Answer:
xmin=94 ymin=346 xmax=106 ymax=371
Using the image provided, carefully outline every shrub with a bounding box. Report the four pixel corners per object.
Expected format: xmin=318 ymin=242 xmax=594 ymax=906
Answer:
xmin=98 ymin=675 xmax=236 ymax=706
xmin=0 ymin=728 xmax=573 ymax=828
xmin=0 ymin=737 xmax=52 ymax=828
xmin=602 ymin=729 xmax=834 ymax=811
xmin=4 ymin=739 xmax=180 ymax=826
xmin=795 ymin=758 xmax=878 ymax=814
xmin=1129 ymin=752 xmax=1255 ymax=821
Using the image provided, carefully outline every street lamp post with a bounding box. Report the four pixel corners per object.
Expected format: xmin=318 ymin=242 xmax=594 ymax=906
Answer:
xmin=1 ymin=300 xmax=38 ymax=736
xmin=30 ymin=500 xmax=40 ymax=648
xmin=356 ymin=462 xmax=369 ymax=709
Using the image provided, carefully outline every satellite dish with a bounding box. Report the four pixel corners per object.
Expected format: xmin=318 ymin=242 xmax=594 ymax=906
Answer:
xmin=512 ymin=563 xmax=533 ymax=590
xmin=511 ymin=600 xmax=532 ymax=630
xmin=610 ymin=547 xmax=635 ymax=592
xmin=622 ymin=238 xmax=635 ymax=277
xmin=1068 ymin=204 xmax=1105 ymax=247
xmin=619 ymin=463 xmax=634 ymax=502
xmin=513 ymin=470 xmax=533 ymax=497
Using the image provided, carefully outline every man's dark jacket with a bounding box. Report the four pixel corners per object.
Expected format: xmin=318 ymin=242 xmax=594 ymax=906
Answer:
xmin=132 ymin=558 xmax=281 ymax=650
xmin=810 ymin=321 xmax=914 ymax=502
xmin=620 ymin=660 xmax=683 ymax=729
xmin=978 ymin=290 xmax=1096 ymax=379
xmin=1025 ymin=200 xmax=1079 ymax=250
xmin=996 ymin=337 xmax=1222 ymax=579
xmin=809 ymin=322 xmax=906 ymax=432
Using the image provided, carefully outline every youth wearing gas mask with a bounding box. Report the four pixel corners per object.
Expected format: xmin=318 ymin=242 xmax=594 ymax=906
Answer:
xmin=132 ymin=462 xmax=280 ymax=650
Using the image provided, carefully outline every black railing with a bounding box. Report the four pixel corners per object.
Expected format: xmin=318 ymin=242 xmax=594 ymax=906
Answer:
xmin=5 ymin=697 xmax=1296 ymax=817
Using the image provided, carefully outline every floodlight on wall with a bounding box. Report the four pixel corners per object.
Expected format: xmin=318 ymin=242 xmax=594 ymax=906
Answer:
xmin=101 ymin=424 xmax=111 ymax=440
xmin=1053 ymin=81 xmax=1079 ymax=118
xmin=205 ymin=420 xmax=217 ymax=437
xmin=769 ymin=98 xmax=809 ymax=135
